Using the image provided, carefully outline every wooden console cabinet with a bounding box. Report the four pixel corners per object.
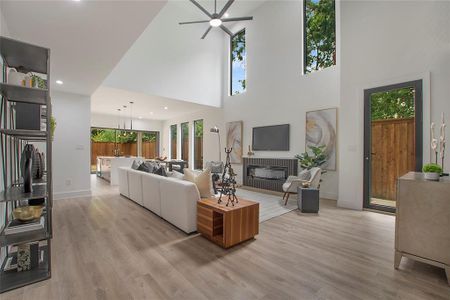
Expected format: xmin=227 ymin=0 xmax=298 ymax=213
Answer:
xmin=395 ymin=172 xmax=450 ymax=285
xmin=197 ymin=198 xmax=259 ymax=248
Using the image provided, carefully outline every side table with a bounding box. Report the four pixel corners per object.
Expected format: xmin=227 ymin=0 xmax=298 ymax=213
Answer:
xmin=197 ymin=198 xmax=259 ymax=248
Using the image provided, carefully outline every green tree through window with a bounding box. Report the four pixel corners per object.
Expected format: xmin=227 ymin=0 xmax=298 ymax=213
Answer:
xmin=304 ymin=0 xmax=336 ymax=73
xmin=231 ymin=29 xmax=246 ymax=95
xmin=371 ymin=87 xmax=415 ymax=120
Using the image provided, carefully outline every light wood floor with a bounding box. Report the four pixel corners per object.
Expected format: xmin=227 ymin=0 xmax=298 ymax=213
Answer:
xmin=3 ymin=177 xmax=450 ymax=300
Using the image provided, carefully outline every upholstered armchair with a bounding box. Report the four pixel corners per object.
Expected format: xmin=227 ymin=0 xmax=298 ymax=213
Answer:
xmin=282 ymin=167 xmax=321 ymax=205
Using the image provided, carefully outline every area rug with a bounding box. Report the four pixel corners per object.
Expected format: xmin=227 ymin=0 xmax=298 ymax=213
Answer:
xmin=235 ymin=189 xmax=297 ymax=223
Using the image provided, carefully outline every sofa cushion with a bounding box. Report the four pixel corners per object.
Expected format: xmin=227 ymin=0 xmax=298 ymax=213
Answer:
xmin=141 ymin=172 xmax=161 ymax=216
xmin=184 ymin=168 xmax=212 ymax=198
xmin=159 ymin=177 xmax=199 ymax=233
xmin=128 ymin=170 xmax=144 ymax=206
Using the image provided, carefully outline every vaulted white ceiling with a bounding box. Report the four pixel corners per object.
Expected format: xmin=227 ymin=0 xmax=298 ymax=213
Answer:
xmin=1 ymin=0 xmax=167 ymax=95
xmin=102 ymin=0 xmax=266 ymax=108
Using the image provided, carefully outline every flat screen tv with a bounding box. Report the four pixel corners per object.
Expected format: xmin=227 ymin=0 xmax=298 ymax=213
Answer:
xmin=252 ymin=124 xmax=290 ymax=151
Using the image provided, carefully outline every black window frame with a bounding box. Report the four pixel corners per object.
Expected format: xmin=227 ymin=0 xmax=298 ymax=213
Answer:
xmin=303 ymin=0 xmax=336 ymax=74
xmin=230 ymin=28 xmax=247 ymax=96
xmin=180 ymin=122 xmax=189 ymax=164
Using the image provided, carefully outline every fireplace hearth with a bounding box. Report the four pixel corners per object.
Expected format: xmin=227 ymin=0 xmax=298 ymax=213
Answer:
xmin=243 ymin=158 xmax=298 ymax=192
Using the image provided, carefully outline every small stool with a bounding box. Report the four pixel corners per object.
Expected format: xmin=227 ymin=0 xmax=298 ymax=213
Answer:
xmin=297 ymin=187 xmax=319 ymax=213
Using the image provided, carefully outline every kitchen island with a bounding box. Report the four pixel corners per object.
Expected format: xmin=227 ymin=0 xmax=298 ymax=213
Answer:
xmin=97 ymin=156 xmax=141 ymax=185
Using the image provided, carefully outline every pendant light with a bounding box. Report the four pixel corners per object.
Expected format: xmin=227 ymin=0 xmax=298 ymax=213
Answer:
xmin=129 ymin=101 xmax=134 ymax=130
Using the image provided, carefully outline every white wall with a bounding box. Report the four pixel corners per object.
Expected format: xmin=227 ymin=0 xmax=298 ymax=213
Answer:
xmin=0 ymin=2 xmax=9 ymax=37
xmin=338 ymin=0 xmax=450 ymax=209
xmin=162 ymin=108 xmax=225 ymax=168
xmin=222 ymin=0 xmax=340 ymax=199
xmin=52 ymin=91 xmax=91 ymax=199
xmin=103 ymin=0 xmax=224 ymax=107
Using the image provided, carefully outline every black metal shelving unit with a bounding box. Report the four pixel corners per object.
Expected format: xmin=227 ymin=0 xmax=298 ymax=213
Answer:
xmin=0 ymin=36 xmax=52 ymax=293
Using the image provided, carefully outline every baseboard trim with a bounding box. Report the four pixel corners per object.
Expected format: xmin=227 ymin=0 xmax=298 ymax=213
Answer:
xmin=319 ymin=191 xmax=338 ymax=200
xmin=54 ymin=189 xmax=92 ymax=200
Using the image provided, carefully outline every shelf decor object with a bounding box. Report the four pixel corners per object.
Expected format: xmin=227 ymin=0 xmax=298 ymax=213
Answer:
xmin=197 ymin=198 xmax=259 ymax=248
xmin=395 ymin=172 xmax=450 ymax=286
xmin=0 ymin=36 xmax=53 ymax=293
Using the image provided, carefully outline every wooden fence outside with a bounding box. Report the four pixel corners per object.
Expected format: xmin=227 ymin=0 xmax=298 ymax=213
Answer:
xmin=179 ymin=137 xmax=203 ymax=169
xmin=91 ymin=142 xmax=157 ymax=165
xmin=371 ymin=117 xmax=415 ymax=201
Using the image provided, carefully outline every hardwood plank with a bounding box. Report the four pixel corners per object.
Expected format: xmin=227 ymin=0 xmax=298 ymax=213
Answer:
xmin=2 ymin=176 xmax=449 ymax=299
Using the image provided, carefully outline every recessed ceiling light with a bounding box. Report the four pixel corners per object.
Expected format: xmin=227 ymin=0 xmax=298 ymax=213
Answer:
xmin=72 ymin=0 xmax=81 ymax=2
xmin=224 ymin=13 xmax=230 ymax=18
xmin=138 ymin=116 xmax=143 ymax=119
xmin=150 ymin=112 xmax=154 ymax=115
xmin=56 ymin=80 xmax=63 ymax=85
xmin=164 ymin=106 xmax=168 ymax=110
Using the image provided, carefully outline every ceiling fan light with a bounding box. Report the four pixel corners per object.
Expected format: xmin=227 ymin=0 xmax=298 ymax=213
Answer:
xmin=209 ymin=18 xmax=222 ymax=27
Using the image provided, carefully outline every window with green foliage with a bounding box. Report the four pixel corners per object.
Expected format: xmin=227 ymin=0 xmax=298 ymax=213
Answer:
xmin=170 ymin=124 xmax=177 ymax=160
xmin=371 ymin=87 xmax=415 ymax=120
xmin=230 ymin=29 xmax=246 ymax=95
xmin=181 ymin=122 xmax=189 ymax=165
xmin=304 ymin=0 xmax=336 ymax=74
xmin=90 ymin=128 xmax=160 ymax=172
xmin=193 ymin=120 xmax=203 ymax=170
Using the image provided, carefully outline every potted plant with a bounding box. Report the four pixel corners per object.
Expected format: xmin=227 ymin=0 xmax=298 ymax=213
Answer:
xmin=422 ymin=163 xmax=442 ymax=181
xmin=295 ymin=145 xmax=327 ymax=171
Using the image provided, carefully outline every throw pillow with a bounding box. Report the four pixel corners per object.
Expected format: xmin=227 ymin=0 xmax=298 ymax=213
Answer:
xmin=144 ymin=161 xmax=157 ymax=173
xmin=298 ymin=169 xmax=311 ymax=181
xmin=137 ymin=163 xmax=150 ymax=172
xmin=152 ymin=164 xmax=167 ymax=177
xmin=184 ymin=168 xmax=212 ymax=198
xmin=131 ymin=160 xmax=141 ymax=170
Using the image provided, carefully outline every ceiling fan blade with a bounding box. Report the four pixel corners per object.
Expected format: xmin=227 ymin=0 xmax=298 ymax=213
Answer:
xmin=218 ymin=0 xmax=235 ymax=18
xmin=189 ymin=0 xmax=212 ymax=18
xmin=201 ymin=26 xmax=212 ymax=39
xmin=221 ymin=16 xmax=253 ymax=22
xmin=220 ymin=25 xmax=233 ymax=36
xmin=179 ymin=20 xmax=210 ymax=25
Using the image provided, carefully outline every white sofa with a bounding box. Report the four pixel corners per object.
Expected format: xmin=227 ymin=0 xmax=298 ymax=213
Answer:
xmin=118 ymin=167 xmax=200 ymax=233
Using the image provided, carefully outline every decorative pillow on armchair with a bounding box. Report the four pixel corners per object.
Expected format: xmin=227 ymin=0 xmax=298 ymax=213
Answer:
xmin=298 ymin=169 xmax=311 ymax=180
xmin=184 ymin=168 xmax=212 ymax=198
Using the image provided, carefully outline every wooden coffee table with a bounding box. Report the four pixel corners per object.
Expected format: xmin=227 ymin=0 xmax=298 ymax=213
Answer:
xmin=197 ymin=198 xmax=259 ymax=248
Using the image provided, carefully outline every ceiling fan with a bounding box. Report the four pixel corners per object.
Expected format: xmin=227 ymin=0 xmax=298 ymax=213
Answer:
xmin=179 ymin=0 xmax=253 ymax=39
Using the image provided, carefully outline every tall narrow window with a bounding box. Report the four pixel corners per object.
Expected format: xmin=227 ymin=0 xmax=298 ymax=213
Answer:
xmin=181 ymin=122 xmax=189 ymax=165
xmin=230 ymin=29 xmax=246 ymax=95
xmin=142 ymin=132 xmax=159 ymax=159
xmin=304 ymin=0 xmax=336 ymax=74
xmin=170 ymin=124 xmax=177 ymax=159
xmin=193 ymin=119 xmax=203 ymax=170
